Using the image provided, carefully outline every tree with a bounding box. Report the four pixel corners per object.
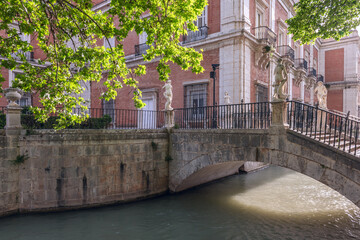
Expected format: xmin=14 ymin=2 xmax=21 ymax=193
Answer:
xmin=0 ymin=0 xmax=207 ymax=128
xmin=287 ymin=0 xmax=360 ymax=44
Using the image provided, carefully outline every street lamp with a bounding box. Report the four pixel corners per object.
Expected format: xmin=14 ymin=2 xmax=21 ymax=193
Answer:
xmin=210 ymin=63 xmax=220 ymax=128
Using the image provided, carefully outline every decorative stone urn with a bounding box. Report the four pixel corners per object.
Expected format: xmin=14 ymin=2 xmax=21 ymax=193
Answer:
xmin=4 ymin=88 xmax=24 ymax=131
xmin=4 ymin=88 xmax=23 ymax=107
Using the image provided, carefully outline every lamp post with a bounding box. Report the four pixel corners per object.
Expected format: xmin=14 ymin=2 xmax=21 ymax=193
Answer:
xmin=210 ymin=64 xmax=220 ymax=128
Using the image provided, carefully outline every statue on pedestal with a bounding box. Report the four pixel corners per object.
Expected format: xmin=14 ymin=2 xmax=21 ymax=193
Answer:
xmin=163 ymin=80 xmax=173 ymax=110
xmin=314 ymin=81 xmax=328 ymax=109
xmin=224 ymin=91 xmax=231 ymax=105
xmin=273 ymin=58 xmax=288 ymax=101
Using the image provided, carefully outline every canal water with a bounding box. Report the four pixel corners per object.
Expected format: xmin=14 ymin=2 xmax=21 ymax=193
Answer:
xmin=1 ymin=166 xmax=360 ymax=240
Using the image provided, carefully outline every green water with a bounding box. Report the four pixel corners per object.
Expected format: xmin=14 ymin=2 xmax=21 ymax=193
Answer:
xmin=1 ymin=166 xmax=359 ymax=240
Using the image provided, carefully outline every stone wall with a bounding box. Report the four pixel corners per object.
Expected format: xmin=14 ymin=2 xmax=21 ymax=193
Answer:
xmin=0 ymin=129 xmax=169 ymax=216
xmin=0 ymin=133 xmax=20 ymax=216
xmin=2 ymin=126 xmax=360 ymax=216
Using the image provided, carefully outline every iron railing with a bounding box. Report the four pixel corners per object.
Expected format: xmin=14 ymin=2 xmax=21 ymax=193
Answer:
xmin=294 ymin=58 xmax=308 ymax=70
xmin=277 ymin=45 xmax=295 ymax=61
xmin=253 ymin=26 xmax=277 ymax=46
xmin=174 ymin=102 xmax=271 ymax=129
xmin=308 ymin=68 xmax=317 ymax=77
xmin=287 ymin=101 xmax=360 ymax=156
xmin=135 ymin=43 xmax=151 ymax=56
xmin=19 ymin=107 xmax=166 ymax=129
xmin=183 ymin=26 xmax=209 ymax=44
xmin=317 ymin=74 xmax=324 ymax=82
xmin=10 ymin=51 xmax=34 ymax=61
xmin=73 ymin=108 xmax=166 ymax=129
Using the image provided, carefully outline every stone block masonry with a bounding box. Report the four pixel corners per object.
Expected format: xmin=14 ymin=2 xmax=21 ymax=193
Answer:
xmin=0 ymin=129 xmax=169 ymax=216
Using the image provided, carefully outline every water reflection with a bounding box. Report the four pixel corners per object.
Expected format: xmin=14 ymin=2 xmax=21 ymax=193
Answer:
xmin=0 ymin=166 xmax=359 ymax=240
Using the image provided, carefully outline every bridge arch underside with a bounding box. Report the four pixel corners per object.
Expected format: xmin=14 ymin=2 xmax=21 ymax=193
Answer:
xmin=169 ymin=130 xmax=360 ymax=207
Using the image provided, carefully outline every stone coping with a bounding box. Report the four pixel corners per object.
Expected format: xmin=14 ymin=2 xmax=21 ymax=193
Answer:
xmin=26 ymin=128 xmax=168 ymax=135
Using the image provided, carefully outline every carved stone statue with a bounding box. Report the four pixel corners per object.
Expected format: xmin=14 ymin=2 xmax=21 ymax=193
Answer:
xmin=314 ymin=81 xmax=328 ymax=109
xmin=163 ymin=79 xmax=173 ymax=110
xmin=273 ymin=58 xmax=288 ymax=101
xmin=224 ymin=91 xmax=231 ymax=105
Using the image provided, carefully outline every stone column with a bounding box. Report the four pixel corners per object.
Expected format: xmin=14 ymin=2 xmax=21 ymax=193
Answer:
xmin=270 ymin=100 xmax=289 ymax=130
xmin=165 ymin=110 xmax=174 ymax=129
xmin=4 ymin=88 xmax=23 ymax=135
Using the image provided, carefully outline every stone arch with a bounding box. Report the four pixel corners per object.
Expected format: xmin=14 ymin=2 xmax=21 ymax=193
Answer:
xmin=169 ymin=129 xmax=360 ymax=207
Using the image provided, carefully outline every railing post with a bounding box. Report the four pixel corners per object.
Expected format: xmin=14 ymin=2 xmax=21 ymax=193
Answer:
xmin=4 ymin=88 xmax=23 ymax=135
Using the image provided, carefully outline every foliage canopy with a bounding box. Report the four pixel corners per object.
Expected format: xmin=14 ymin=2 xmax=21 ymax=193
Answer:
xmin=287 ymin=0 xmax=360 ymax=44
xmin=0 ymin=0 xmax=207 ymax=128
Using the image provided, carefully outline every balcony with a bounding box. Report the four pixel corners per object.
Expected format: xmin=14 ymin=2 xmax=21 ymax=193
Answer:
xmin=277 ymin=45 xmax=295 ymax=61
xmin=253 ymin=26 xmax=277 ymax=46
xmin=317 ymin=74 xmax=324 ymax=82
xmin=10 ymin=51 xmax=34 ymax=61
xmin=294 ymin=58 xmax=308 ymax=71
xmin=308 ymin=67 xmax=317 ymax=78
xmin=135 ymin=43 xmax=151 ymax=56
xmin=183 ymin=26 xmax=208 ymax=44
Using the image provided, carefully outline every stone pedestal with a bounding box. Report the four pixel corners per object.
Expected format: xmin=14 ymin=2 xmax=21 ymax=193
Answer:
xmin=6 ymin=106 xmax=22 ymax=130
xmin=165 ymin=110 xmax=174 ymax=129
xmin=316 ymin=109 xmax=327 ymax=131
xmin=270 ymin=100 xmax=289 ymax=129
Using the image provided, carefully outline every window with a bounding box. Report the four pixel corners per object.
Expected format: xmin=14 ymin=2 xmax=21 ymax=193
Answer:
xmin=12 ymin=72 xmax=31 ymax=107
xmin=194 ymin=8 xmax=207 ymax=28
xmin=256 ymin=10 xmax=264 ymax=27
xmin=184 ymin=83 xmax=207 ymax=118
xmin=313 ymin=59 xmax=317 ymax=72
xmin=278 ymin=31 xmax=285 ymax=46
xmin=102 ymin=99 xmax=115 ymax=122
xmin=256 ymin=85 xmax=268 ymax=102
xmin=304 ymin=51 xmax=310 ymax=64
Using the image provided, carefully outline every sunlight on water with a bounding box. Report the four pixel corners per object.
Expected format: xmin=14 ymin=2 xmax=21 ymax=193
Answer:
xmin=230 ymin=169 xmax=359 ymax=216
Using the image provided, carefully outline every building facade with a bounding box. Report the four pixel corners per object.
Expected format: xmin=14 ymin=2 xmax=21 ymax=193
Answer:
xmin=2 ymin=0 xmax=360 ymax=118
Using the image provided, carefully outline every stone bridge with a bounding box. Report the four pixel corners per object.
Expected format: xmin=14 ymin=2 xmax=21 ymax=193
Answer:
xmin=1 ymin=101 xmax=360 ymax=217
xmin=169 ymin=128 xmax=360 ymax=207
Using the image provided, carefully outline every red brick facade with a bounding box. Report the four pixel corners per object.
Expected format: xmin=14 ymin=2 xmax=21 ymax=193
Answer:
xmin=1 ymin=0 xmax=360 ymax=117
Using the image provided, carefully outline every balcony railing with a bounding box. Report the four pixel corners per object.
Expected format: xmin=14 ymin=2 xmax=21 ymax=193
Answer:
xmin=277 ymin=45 xmax=295 ymax=61
xmin=135 ymin=43 xmax=151 ymax=56
xmin=183 ymin=26 xmax=208 ymax=44
xmin=317 ymin=74 xmax=324 ymax=82
xmin=253 ymin=26 xmax=277 ymax=46
xmin=294 ymin=58 xmax=308 ymax=70
xmin=308 ymin=68 xmax=317 ymax=77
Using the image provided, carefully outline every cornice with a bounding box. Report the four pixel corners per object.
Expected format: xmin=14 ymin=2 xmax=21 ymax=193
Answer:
xmin=92 ymin=0 xmax=111 ymax=11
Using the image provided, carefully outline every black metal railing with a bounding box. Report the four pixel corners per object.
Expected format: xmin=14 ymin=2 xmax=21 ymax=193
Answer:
xmin=317 ymin=74 xmax=324 ymax=82
xmin=174 ymin=102 xmax=271 ymax=129
xmin=19 ymin=107 xmax=165 ymax=129
xmin=294 ymin=58 xmax=308 ymax=70
xmin=288 ymin=101 xmax=360 ymax=156
xmin=277 ymin=45 xmax=295 ymax=61
xmin=308 ymin=67 xmax=317 ymax=77
xmin=183 ymin=26 xmax=209 ymax=44
xmin=135 ymin=43 xmax=151 ymax=56
xmin=253 ymin=26 xmax=277 ymax=46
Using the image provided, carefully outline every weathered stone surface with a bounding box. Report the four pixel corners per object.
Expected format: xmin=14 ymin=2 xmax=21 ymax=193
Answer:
xmin=1 ymin=127 xmax=360 ymax=216
xmin=1 ymin=129 xmax=168 ymax=216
